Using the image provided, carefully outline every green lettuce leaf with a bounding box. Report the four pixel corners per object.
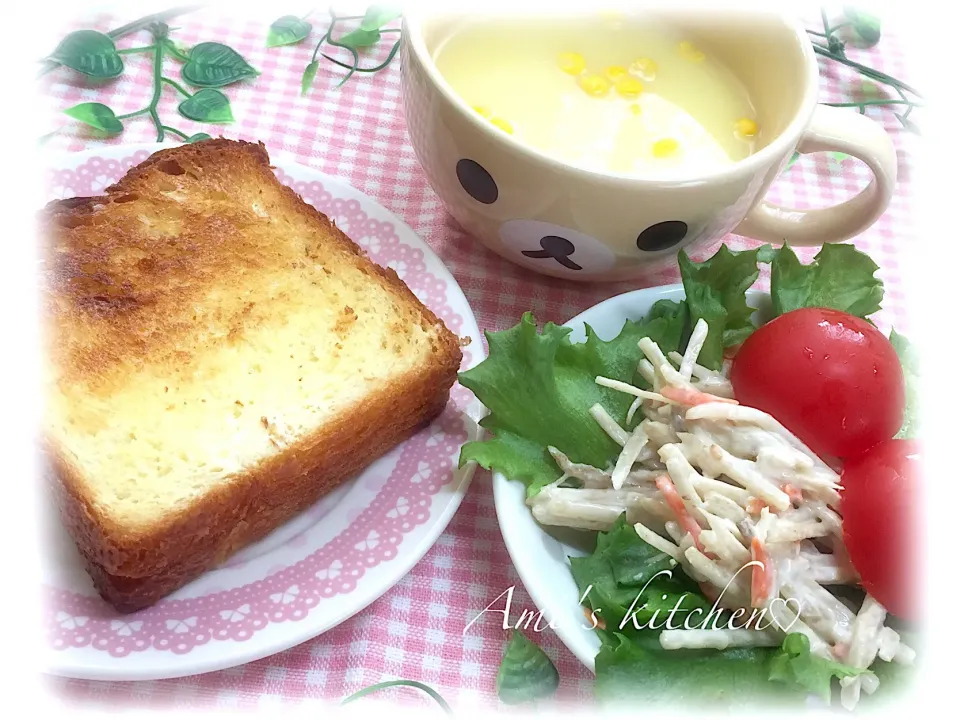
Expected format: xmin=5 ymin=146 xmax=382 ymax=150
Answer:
xmin=594 ymin=632 xmax=790 ymax=709
xmin=594 ymin=513 xmax=675 ymax=587
xmin=768 ymin=633 xmax=870 ymax=702
xmin=639 ymin=299 xmax=689 ymax=366
xmin=570 ymin=515 xmax=707 ymax=634
xmin=770 ymin=244 xmax=884 ymax=318
xmin=677 ymin=245 xmax=771 ymax=370
xmin=890 ymin=329 xmax=920 ymax=439
xmin=458 ymin=307 xmax=687 ymax=496
xmin=596 ymin=630 xmax=875 ymax=709
xmin=496 ymin=630 xmax=560 ymax=704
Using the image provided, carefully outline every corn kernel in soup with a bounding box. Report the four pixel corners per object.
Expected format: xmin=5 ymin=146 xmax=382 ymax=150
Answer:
xmin=433 ymin=13 xmax=758 ymax=177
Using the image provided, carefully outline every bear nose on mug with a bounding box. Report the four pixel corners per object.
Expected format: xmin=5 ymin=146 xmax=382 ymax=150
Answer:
xmin=521 ymin=235 xmax=582 ymax=270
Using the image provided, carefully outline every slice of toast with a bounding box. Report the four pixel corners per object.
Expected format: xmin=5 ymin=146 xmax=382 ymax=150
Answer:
xmin=40 ymin=139 xmax=462 ymax=612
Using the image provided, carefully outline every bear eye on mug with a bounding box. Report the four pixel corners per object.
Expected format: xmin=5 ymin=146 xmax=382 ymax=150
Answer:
xmin=636 ymin=220 xmax=689 ymax=252
xmin=456 ymin=158 xmax=498 ymax=205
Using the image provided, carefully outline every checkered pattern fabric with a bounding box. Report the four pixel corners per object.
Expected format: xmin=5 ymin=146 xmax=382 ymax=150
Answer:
xmin=39 ymin=6 xmax=918 ymax=712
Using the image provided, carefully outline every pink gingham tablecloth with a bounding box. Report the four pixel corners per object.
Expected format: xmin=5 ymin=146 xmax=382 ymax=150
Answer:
xmin=38 ymin=5 xmax=920 ymax=712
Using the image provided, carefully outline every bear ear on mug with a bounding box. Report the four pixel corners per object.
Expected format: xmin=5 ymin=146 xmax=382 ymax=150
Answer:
xmin=456 ymin=157 xmax=693 ymax=277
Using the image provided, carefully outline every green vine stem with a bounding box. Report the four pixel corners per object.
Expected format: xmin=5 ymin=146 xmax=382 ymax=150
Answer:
xmin=148 ymin=34 xmax=168 ymax=141
xmin=43 ymin=8 xmax=256 ymax=144
xmin=824 ymin=99 xmax=917 ymax=108
xmin=310 ymin=11 xmax=366 ymax=60
xmin=161 ymin=126 xmax=191 ymax=140
xmin=105 ymin=23 xmax=195 ymax=142
xmin=321 ymin=39 xmax=401 ymax=74
xmin=271 ymin=7 xmax=402 ymax=93
xmin=324 ymin=33 xmax=361 ymax=88
xmin=163 ymin=38 xmax=191 ymax=61
xmin=806 ymin=8 xmax=921 ymax=129
xmin=161 ymin=76 xmax=192 ymax=97
xmin=304 ymin=10 xmax=374 ymax=88
xmin=115 ymin=109 xmax=148 ymax=120
xmin=341 ymin=680 xmax=453 ymax=714
xmin=37 ymin=5 xmax=201 ymax=78
xmin=809 ymin=43 xmax=921 ymax=98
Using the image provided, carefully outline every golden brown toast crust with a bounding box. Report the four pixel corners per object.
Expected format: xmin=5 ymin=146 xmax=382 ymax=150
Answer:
xmin=44 ymin=139 xmax=448 ymax=385
xmin=41 ymin=139 xmax=462 ymax=612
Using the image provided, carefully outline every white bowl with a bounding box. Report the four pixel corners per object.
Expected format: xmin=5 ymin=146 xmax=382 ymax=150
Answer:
xmin=492 ymin=284 xmax=771 ymax=671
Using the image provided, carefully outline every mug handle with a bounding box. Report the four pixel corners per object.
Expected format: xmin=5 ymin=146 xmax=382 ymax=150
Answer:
xmin=733 ymin=104 xmax=898 ymax=246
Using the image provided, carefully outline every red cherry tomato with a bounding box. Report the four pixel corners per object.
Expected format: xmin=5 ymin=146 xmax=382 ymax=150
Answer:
xmin=840 ymin=438 xmax=921 ymax=620
xmin=730 ymin=307 xmax=905 ymax=461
